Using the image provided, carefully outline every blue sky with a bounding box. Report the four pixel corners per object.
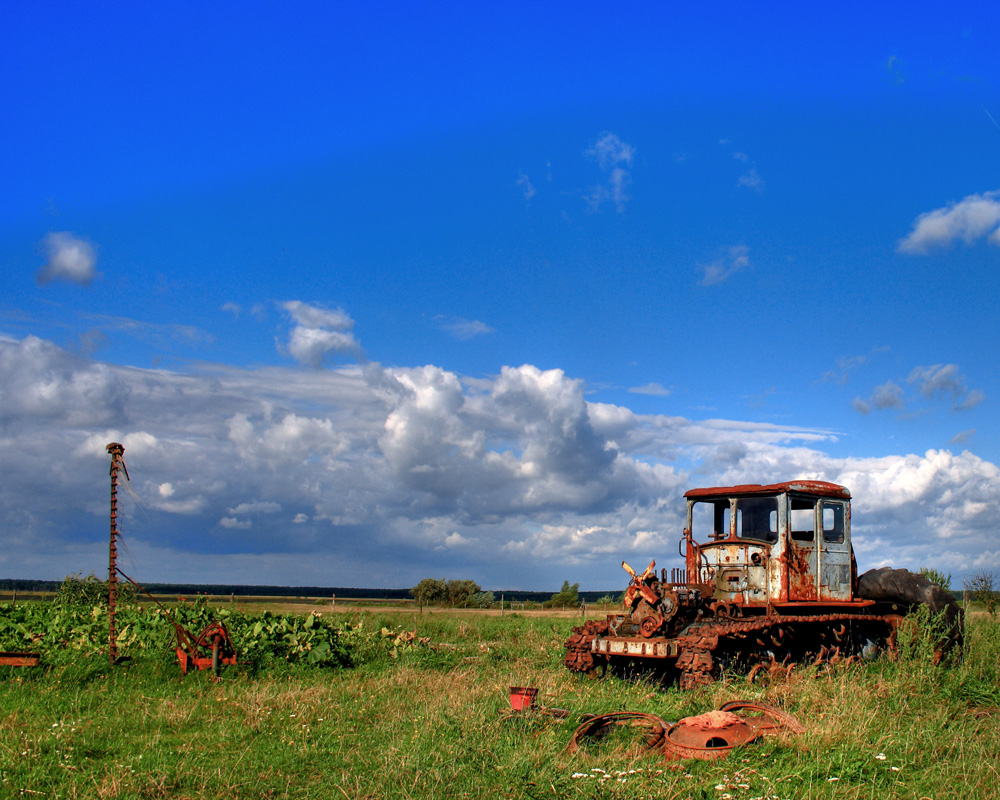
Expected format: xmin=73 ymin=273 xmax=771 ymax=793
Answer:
xmin=1 ymin=2 xmax=998 ymax=590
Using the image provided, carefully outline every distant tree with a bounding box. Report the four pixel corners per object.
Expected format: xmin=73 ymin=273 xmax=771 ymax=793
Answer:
xmin=446 ymin=579 xmax=482 ymax=607
xmin=410 ymin=578 xmax=447 ymax=608
xmin=545 ymin=580 xmax=580 ymax=609
xmin=919 ymin=567 xmax=951 ymax=590
xmin=968 ymin=571 xmax=998 ymax=617
xmin=469 ymin=590 xmax=495 ymax=608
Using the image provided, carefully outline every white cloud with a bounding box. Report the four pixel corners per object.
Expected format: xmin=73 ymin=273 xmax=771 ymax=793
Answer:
xmin=444 ymin=532 xmax=470 ymax=548
xmin=0 ymin=333 xmax=998 ymax=588
xmin=280 ymin=301 xmax=360 ymax=367
xmin=898 ymin=190 xmax=1000 ymax=253
xmin=585 ymin=132 xmax=635 ymax=212
xmin=699 ymin=245 xmax=750 ymax=286
xmin=36 ymin=232 xmax=97 ymax=286
xmin=222 ymin=303 xmax=241 ymax=317
xmin=738 ymin=168 xmax=764 ymax=193
xmin=282 ymin=300 xmax=354 ymax=331
xmin=516 ymin=170 xmax=535 ymax=200
xmin=628 ymin=383 xmax=671 ymax=397
xmin=587 ymin=132 xmax=635 ymax=171
xmin=437 ymin=317 xmax=495 ymax=340
xmin=227 ymin=501 xmax=281 ymax=515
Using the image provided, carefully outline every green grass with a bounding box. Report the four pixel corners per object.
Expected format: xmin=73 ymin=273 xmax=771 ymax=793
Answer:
xmin=1 ymin=610 xmax=998 ymax=799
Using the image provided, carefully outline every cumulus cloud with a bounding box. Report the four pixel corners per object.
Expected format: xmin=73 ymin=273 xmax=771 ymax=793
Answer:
xmin=0 ymin=333 xmax=998 ymax=588
xmin=898 ymin=190 xmax=1000 ymax=253
xmin=0 ymin=335 xmax=129 ymax=425
xmin=36 ymin=232 xmax=97 ymax=286
xmin=699 ymin=245 xmax=750 ymax=286
xmin=280 ymin=301 xmax=361 ymax=367
xmin=585 ymin=131 xmax=635 ymax=212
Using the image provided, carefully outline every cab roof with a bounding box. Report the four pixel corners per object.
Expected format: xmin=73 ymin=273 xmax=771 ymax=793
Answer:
xmin=684 ymin=480 xmax=850 ymax=500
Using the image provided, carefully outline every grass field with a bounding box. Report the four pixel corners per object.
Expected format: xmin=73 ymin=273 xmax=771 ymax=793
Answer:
xmin=1 ymin=607 xmax=998 ymax=799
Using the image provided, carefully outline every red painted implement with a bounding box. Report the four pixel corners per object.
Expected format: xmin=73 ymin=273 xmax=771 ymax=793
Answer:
xmin=175 ymin=620 xmax=237 ymax=675
xmin=117 ymin=568 xmax=238 ymax=676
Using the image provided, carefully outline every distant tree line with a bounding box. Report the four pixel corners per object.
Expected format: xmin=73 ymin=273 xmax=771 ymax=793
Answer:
xmin=408 ymin=578 xmax=623 ymax=610
xmin=0 ymin=576 xmax=622 ymax=604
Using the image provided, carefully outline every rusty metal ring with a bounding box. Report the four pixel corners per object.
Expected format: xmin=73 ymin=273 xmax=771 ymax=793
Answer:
xmin=566 ymin=712 xmax=671 ymax=755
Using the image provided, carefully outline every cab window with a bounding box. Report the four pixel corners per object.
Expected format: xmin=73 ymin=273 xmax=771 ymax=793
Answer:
xmin=790 ymin=497 xmax=816 ymax=542
xmin=691 ymin=499 xmax=731 ymax=540
xmin=736 ymin=496 xmax=778 ymax=542
xmin=822 ymin=501 xmax=845 ymax=543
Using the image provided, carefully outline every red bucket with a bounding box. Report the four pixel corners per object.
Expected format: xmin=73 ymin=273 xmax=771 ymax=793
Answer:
xmin=509 ymin=686 xmax=538 ymax=711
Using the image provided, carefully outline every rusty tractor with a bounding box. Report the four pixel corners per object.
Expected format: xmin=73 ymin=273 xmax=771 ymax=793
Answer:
xmin=564 ymin=480 xmax=962 ymax=688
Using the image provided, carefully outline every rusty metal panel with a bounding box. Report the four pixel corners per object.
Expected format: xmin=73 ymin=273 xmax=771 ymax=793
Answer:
xmin=596 ymin=637 xmax=675 ymax=658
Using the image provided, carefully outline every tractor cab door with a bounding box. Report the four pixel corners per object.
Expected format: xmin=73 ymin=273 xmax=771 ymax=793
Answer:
xmin=787 ymin=494 xmax=819 ymax=601
xmin=817 ymin=499 xmax=852 ymax=601
xmin=786 ymin=494 xmax=853 ymax=602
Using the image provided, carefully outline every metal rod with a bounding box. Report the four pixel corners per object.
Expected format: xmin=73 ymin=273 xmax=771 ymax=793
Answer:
xmin=106 ymin=442 xmax=125 ymax=665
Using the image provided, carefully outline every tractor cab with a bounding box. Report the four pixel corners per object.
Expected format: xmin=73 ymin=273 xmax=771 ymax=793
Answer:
xmin=683 ymin=480 xmax=855 ymax=606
